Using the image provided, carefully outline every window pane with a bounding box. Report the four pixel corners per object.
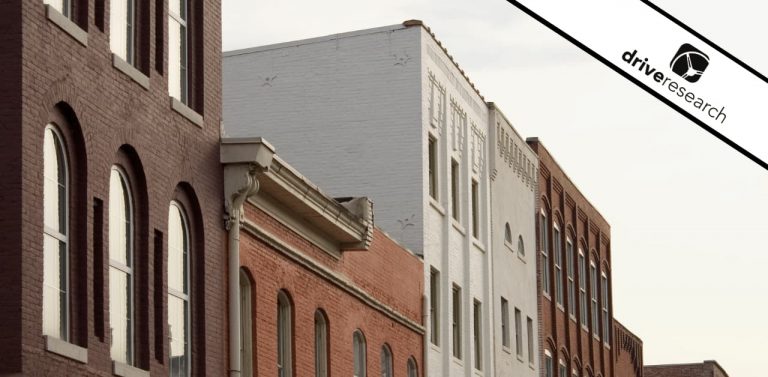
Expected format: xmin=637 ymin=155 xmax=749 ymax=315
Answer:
xmin=109 ymin=169 xmax=131 ymax=266
xmin=169 ymin=294 xmax=189 ymax=376
xmin=168 ymin=18 xmax=182 ymax=100
xmin=168 ymin=204 xmax=188 ymax=293
xmin=110 ymin=0 xmax=129 ymax=61
xmin=314 ymin=312 xmax=327 ymax=377
xmin=353 ymin=332 xmax=366 ymax=377
xmin=407 ymin=358 xmax=417 ymax=377
xmin=43 ymin=234 xmax=67 ymax=339
xmin=110 ymin=267 xmax=132 ymax=363
xmin=43 ymin=128 xmax=66 ymax=234
xmin=526 ymin=317 xmax=534 ymax=364
xmin=381 ymin=347 xmax=392 ymax=377
xmin=169 ymin=0 xmax=180 ymax=17
xmin=429 ymin=268 xmax=439 ymax=345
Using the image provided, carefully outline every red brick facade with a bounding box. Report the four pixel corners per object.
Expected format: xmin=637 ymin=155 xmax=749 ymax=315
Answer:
xmin=239 ymin=203 xmax=424 ymax=377
xmin=614 ymin=321 xmax=643 ymax=377
xmin=644 ymin=361 xmax=729 ymax=377
xmin=529 ymin=139 xmax=616 ymax=377
xmin=0 ymin=0 xmax=225 ymax=375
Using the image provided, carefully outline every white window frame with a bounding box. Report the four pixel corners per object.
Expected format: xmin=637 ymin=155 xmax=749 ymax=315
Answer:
xmin=381 ymin=344 xmax=393 ymax=377
xmin=451 ymin=159 xmax=460 ymax=222
xmin=601 ymin=271 xmax=610 ymax=346
xmin=168 ymin=0 xmax=189 ymax=103
xmin=544 ymin=350 xmax=553 ymax=377
xmin=471 ymin=180 xmax=479 ymax=239
xmin=514 ymin=308 xmax=523 ymax=359
xmin=44 ymin=0 xmax=73 ymax=18
xmin=314 ymin=310 xmax=328 ymax=377
xmin=407 ymin=357 xmax=418 ymax=377
xmin=42 ymin=125 xmax=70 ymax=341
xmin=518 ymin=235 xmax=525 ymax=257
xmin=473 ymin=299 xmax=482 ymax=371
xmin=240 ymin=270 xmax=253 ymax=377
xmin=540 ymin=210 xmax=551 ymax=297
xmin=559 ymin=359 xmax=568 ymax=377
xmin=578 ymin=248 xmax=587 ymax=331
xmin=451 ymin=284 xmax=462 ymax=360
xmin=553 ymin=223 xmax=563 ymax=308
xmin=109 ymin=166 xmax=135 ymax=365
xmin=353 ymin=330 xmax=367 ymax=377
xmin=109 ymin=0 xmax=137 ymax=65
xmin=168 ymin=201 xmax=191 ymax=377
xmin=428 ymin=135 xmax=438 ymax=201
xmin=590 ymin=260 xmax=599 ymax=338
xmin=500 ymin=297 xmax=509 ymax=349
xmin=429 ymin=267 xmax=440 ymax=346
xmin=526 ymin=317 xmax=534 ymax=365
xmin=566 ymin=238 xmax=576 ymax=319
xmin=278 ymin=291 xmax=293 ymax=377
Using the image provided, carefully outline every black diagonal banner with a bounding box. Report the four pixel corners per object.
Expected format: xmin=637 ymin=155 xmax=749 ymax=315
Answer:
xmin=506 ymin=0 xmax=768 ymax=170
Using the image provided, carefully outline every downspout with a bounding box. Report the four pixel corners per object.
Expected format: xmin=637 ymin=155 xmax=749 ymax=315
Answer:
xmin=226 ymin=170 xmax=260 ymax=377
xmin=423 ymin=294 xmax=429 ymax=377
xmin=221 ymin=137 xmax=276 ymax=377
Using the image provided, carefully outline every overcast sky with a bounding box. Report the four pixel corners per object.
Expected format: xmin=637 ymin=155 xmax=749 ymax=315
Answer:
xmin=222 ymin=1 xmax=768 ymax=376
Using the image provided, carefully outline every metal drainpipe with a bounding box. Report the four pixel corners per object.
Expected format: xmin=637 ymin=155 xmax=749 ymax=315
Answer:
xmin=228 ymin=174 xmax=260 ymax=377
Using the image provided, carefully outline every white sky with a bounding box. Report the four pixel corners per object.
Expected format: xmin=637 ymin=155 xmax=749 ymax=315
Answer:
xmin=222 ymin=1 xmax=768 ymax=376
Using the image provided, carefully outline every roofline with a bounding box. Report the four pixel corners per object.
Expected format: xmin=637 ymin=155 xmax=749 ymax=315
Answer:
xmin=487 ymin=102 xmax=537 ymax=158
xmin=613 ymin=319 xmax=643 ymax=344
xmin=644 ymin=361 xmax=729 ymax=377
xmin=526 ymin=137 xmax=611 ymax=228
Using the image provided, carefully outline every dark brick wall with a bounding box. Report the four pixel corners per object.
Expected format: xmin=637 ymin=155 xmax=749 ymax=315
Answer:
xmin=0 ymin=0 xmax=225 ymax=375
xmin=528 ymin=139 xmax=615 ymax=377
xmin=241 ymin=204 xmax=424 ymax=377
xmin=645 ymin=361 xmax=730 ymax=377
xmin=614 ymin=321 xmax=643 ymax=377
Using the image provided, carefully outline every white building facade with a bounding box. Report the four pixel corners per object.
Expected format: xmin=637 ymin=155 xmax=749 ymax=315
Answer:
xmin=488 ymin=104 xmax=540 ymax=377
xmin=223 ymin=21 xmax=536 ymax=377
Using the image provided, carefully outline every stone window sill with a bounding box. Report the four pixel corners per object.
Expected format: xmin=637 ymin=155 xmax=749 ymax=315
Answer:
xmin=113 ymin=361 xmax=150 ymax=377
xmin=451 ymin=219 xmax=465 ymax=235
xmin=171 ymin=97 xmax=203 ymax=128
xmin=45 ymin=5 xmax=87 ymax=47
xmin=429 ymin=198 xmax=445 ymax=216
xmin=472 ymin=238 xmax=486 ymax=253
xmin=44 ymin=335 xmax=88 ymax=364
xmin=113 ymin=54 xmax=150 ymax=90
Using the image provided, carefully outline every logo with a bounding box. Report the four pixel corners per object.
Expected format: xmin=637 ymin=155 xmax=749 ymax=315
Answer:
xmin=669 ymin=44 xmax=710 ymax=83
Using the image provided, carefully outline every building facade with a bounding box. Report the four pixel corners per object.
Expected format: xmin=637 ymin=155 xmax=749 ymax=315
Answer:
xmin=488 ymin=105 xmax=540 ymax=377
xmin=529 ymin=139 xmax=616 ymax=377
xmin=645 ymin=361 xmax=729 ymax=377
xmin=0 ymin=0 xmax=225 ymax=376
xmin=221 ymin=138 xmax=424 ymax=377
xmin=223 ymin=21 xmax=495 ymax=377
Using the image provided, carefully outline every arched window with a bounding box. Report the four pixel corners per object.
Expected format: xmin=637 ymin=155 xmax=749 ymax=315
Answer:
xmin=518 ymin=235 xmax=525 ymax=256
xmin=109 ymin=167 xmax=135 ymax=364
xmin=407 ymin=357 xmax=418 ymax=377
xmin=353 ymin=330 xmax=367 ymax=377
xmin=240 ymin=269 xmax=253 ymax=377
xmin=380 ymin=344 xmax=393 ymax=377
xmin=168 ymin=201 xmax=191 ymax=376
xmin=278 ymin=291 xmax=293 ymax=377
xmin=42 ymin=125 xmax=69 ymax=340
xmin=314 ymin=310 xmax=328 ymax=377
xmin=504 ymin=222 xmax=512 ymax=244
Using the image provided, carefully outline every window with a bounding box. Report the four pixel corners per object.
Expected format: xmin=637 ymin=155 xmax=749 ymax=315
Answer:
xmin=514 ymin=308 xmax=522 ymax=358
xmin=278 ymin=291 xmax=293 ymax=377
xmin=381 ymin=345 xmax=393 ymax=377
xmin=168 ymin=202 xmax=191 ymax=376
xmin=544 ymin=350 xmax=553 ymax=377
xmin=428 ymin=136 xmax=438 ymax=200
xmin=451 ymin=160 xmax=459 ymax=221
xmin=451 ymin=284 xmax=461 ymax=359
xmin=504 ymin=223 xmax=512 ymax=244
xmin=240 ymin=270 xmax=253 ymax=377
xmin=518 ymin=235 xmax=525 ymax=257
xmin=110 ymin=0 xmax=137 ymax=65
xmin=168 ymin=0 xmax=189 ymax=103
xmin=559 ymin=360 xmax=568 ymax=377
xmin=471 ymin=180 xmax=479 ymax=238
xmin=473 ymin=300 xmax=482 ymax=370
xmin=353 ymin=330 xmax=366 ymax=377
xmin=601 ymin=272 xmax=610 ymax=344
xmin=540 ymin=212 xmax=550 ymax=295
xmin=44 ymin=0 xmax=73 ymax=18
xmin=553 ymin=224 xmax=563 ymax=307
xmin=590 ymin=261 xmax=598 ymax=335
xmin=526 ymin=317 xmax=534 ymax=364
xmin=429 ymin=267 xmax=440 ymax=346
xmin=315 ymin=311 xmax=328 ymax=377
xmin=43 ymin=125 xmax=69 ymax=341
xmin=573 ymin=368 xmax=580 ymax=377
xmin=566 ymin=239 xmax=575 ymax=318
xmin=578 ymin=249 xmax=587 ymax=327
xmin=500 ymin=298 xmax=509 ymax=348
xmin=407 ymin=357 xmax=418 ymax=377
xmin=109 ymin=167 xmax=134 ymax=365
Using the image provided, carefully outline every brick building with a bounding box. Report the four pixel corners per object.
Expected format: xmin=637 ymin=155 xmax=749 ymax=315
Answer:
xmin=644 ymin=361 xmax=729 ymax=377
xmin=0 ymin=0 xmax=225 ymax=375
xmin=614 ymin=321 xmax=643 ymax=377
xmin=223 ymin=21 xmax=497 ymax=377
xmin=529 ymin=138 xmax=619 ymax=377
xmin=221 ymin=138 xmax=424 ymax=377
